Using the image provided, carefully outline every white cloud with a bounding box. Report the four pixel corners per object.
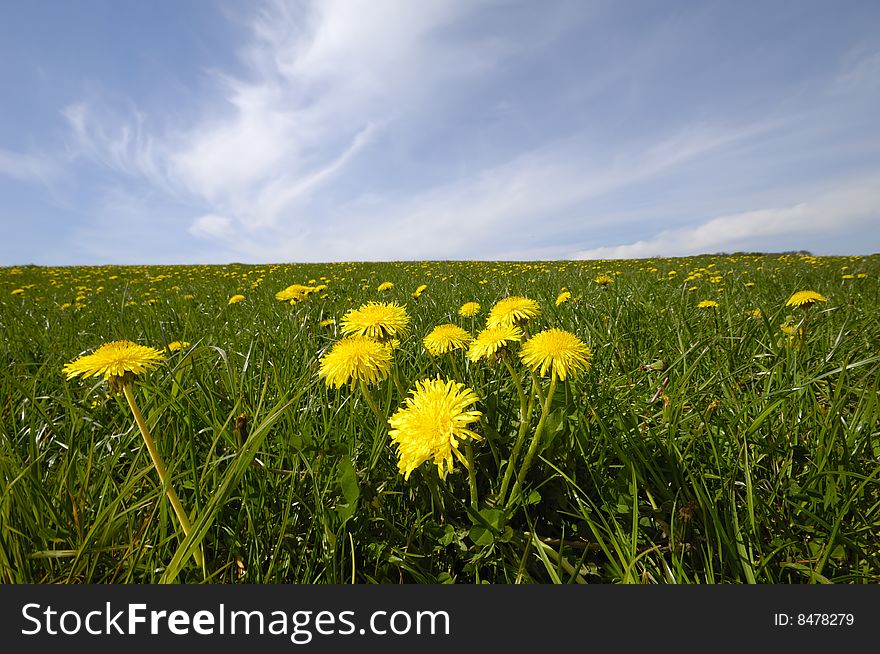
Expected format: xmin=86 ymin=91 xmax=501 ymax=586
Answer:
xmin=0 ymin=148 xmax=59 ymax=183
xmin=573 ymin=173 xmax=880 ymax=259
xmin=190 ymin=214 xmax=235 ymax=241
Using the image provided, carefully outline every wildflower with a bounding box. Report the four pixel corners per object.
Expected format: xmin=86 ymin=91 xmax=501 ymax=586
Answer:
xmin=275 ymin=284 xmax=316 ymax=303
xmin=167 ymin=341 xmax=190 ymax=352
xmin=340 ymin=301 xmax=410 ymax=341
xmin=697 ymin=300 xmax=718 ymax=309
xmin=748 ymin=309 xmax=762 ymax=319
xmin=377 ymin=281 xmax=394 ymax=292
xmin=319 ymin=336 xmax=393 ymax=389
xmin=63 ymin=340 xmax=165 ymax=393
xmin=388 ymin=378 xmax=482 ymax=480
xmin=423 ymin=324 xmax=472 ymax=356
xmin=11 ymin=288 xmax=24 ymax=295
xmin=412 ymin=284 xmax=428 ymax=299
xmin=183 ymin=294 xmax=195 ymax=301
xmin=519 ymin=329 xmax=591 ymax=381
xmin=467 ymin=324 xmax=523 ymax=362
xmin=594 ymin=274 xmax=614 ymax=286
xmin=228 ymin=294 xmax=245 ymax=304
xmin=458 ymin=302 xmax=481 ymax=317
xmin=555 ymin=290 xmax=571 ymax=306
xmin=785 ymin=290 xmax=827 ymax=308
xmin=486 ymin=296 xmax=541 ymax=328
xmin=319 ymin=318 xmax=336 ymax=328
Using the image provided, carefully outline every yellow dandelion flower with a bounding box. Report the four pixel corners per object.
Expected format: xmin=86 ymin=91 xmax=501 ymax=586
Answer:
xmin=411 ymin=284 xmax=428 ymax=299
xmin=486 ymin=296 xmax=541 ymax=328
xmin=555 ymin=290 xmax=571 ymax=306
xmin=340 ymin=301 xmax=410 ymax=341
xmin=319 ymin=318 xmax=336 ymax=328
xmin=275 ymin=284 xmax=316 ymax=303
xmin=697 ymin=300 xmax=719 ymax=309
xmin=458 ymin=301 xmax=481 ymax=317
xmin=594 ymin=274 xmax=614 ymax=286
xmin=467 ymin=324 xmax=523 ymax=362
xmin=748 ymin=309 xmax=762 ymax=319
xmin=785 ymin=290 xmax=827 ymax=308
xmin=319 ymin=336 xmax=393 ymax=389
xmin=389 ymin=378 xmax=482 ymax=480
xmin=63 ymin=341 xmax=165 ymax=391
xmin=423 ymin=324 xmax=472 ymax=356
xmin=11 ymin=288 xmax=25 ymax=295
xmin=167 ymin=341 xmax=190 ymax=352
xmin=519 ymin=328 xmax=591 ymax=381
xmin=183 ymin=294 xmax=195 ymax=301
xmin=377 ymin=281 xmax=394 ymax=292
xmin=228 ymin=294 xmax=245 ymax=304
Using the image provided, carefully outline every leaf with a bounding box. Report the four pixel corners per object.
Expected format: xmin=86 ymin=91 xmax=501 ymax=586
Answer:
xmin=336 ymin=456 xmax=360 ymax=523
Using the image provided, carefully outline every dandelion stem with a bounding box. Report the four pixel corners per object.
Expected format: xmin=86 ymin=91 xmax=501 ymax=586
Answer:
xmin=122 ymin=383 xmax=204 ymax=569
xmin=507 ymin=375 xmax=557 ymax=508
xmin=358 ymin=380 xmax=385 ymax=425
xmin=464 ymin=441 xmax=478 ymax=509
xmin=498 ymin=358 xmax=536 ymax=504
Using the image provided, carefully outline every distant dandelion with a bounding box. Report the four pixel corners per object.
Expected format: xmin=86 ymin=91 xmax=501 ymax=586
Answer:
xmin=748 ymin=309 xmax=762 ymax=319
xmin=377 ymin=281 xmax=394 ymax=292
xmin=486 ymin=296 xmax=540 ymax=328
xmin=412 ymin=284 xmax=428 ymax=299
xmin=228 ymin=294 xmax=245 ymax=305
xmin=167 ymin=341 xmax=190 ymax=352
xmin=319 ymin=336 xmax=393 ymax=389
xmin=519 ymin=328 xmax=591 ymax=381
xmin=458 ymin=302 xmax=481 ymax=317
xmin=555 ymin=290 xmax=571 ymax=306
xmin=467 ymin=324 xmax=523 ymax=362
xmin=786 ymin=290 xmax=827 ymax=308
xmin=319 ymin=318 xmax=336 ymax=328
xmin=423 ymin=324 xmax=472 ymax=356
xmin=11 ymin=288 xmax=24 ymax=296
xmin=341 ymin=301 xmax=410 ymax=341
xmin=389 ymin=377 xmax=482 ymax=480
xmin=697 ymin=300 xmax=719 ymax=309
xmin=275 ymin=284 xmax=316 ymax=303
xmin=594 ymin=274 xmax=614 ymax=286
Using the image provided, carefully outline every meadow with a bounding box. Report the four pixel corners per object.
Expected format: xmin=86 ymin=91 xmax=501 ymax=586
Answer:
xmin=1 ymin=254 xmax=878 ymax=584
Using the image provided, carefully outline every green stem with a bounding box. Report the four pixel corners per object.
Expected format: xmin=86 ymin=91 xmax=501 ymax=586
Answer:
xmin=498 ymin=359 xmax=537 ymax=504
xmin=507 ymin=375 xmax=557 ymax=508
xmin=358 ymin=380 xmax=385 ymax=425
xmin=122 ymin=383 xmax=204 ymax=569
xmin=464 ymin=442 xmax=478 ymax=509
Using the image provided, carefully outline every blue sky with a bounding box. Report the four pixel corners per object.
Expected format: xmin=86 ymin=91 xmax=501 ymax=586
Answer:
xmin=1 ymin=0 xmax=879 ymax=265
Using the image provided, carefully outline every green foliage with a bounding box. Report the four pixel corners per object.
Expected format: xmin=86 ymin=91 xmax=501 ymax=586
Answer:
xmin=1 ymin=254 xmax=879 ymax=583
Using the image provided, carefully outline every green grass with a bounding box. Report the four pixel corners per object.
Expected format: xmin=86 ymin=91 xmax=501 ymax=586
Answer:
xmin=1 ymin=254 xmax=879 ymax=583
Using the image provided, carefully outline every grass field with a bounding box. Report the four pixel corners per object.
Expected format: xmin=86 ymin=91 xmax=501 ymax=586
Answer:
xmin=1 ymin=253 xmax=879 ymax=584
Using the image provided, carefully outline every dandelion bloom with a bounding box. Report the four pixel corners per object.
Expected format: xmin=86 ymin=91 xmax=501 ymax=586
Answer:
xmin=389 ymin=378 xmax=482 ymax=480
xmin=377 ymin=281 xmax=394 ymax=292
xmin=555 ymin=290 xmax=571 ymax=306
xmin=340 ymin=301 xmax=410 ymax=341
xmin=228 ymin=294 xmax=245 ymax=304
xmin=167 ymin=341 xmax=190 ymax=351
xmin=63 ymin=341 xmax=165 ymax=391
xmin=423 ymin=324 xmax=472 ymax=356
xmin=319 ymin=318 xmax=336 ymax=328
xmin=486 ymin=296 xmax=541 ymax=328
xmin=458 ymin=302 xmax=481 ymax=317
xmin=412 ymin=284 xmax=428 ymax=299
xmin=467 ymin=324 xmax=523 ymax=362
xmin=697 ymin=300 xmax=719 ymax=309
xmin=275 ymin=284 xmax=315 ymax=303
xmin=519 ymin=328 xmax=591 ymax=381
xmin=594 ymin=274 xmax=614 ymax=286
xmin=11 ymin=288 xmax=24 ymax=296
xmin=785 ymin=290 xmax=827 ymax=308
xmin=319 ymin=336 xmax=393 ymax=389
xmin=749 ymin=309 xmax=762 ymax=319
